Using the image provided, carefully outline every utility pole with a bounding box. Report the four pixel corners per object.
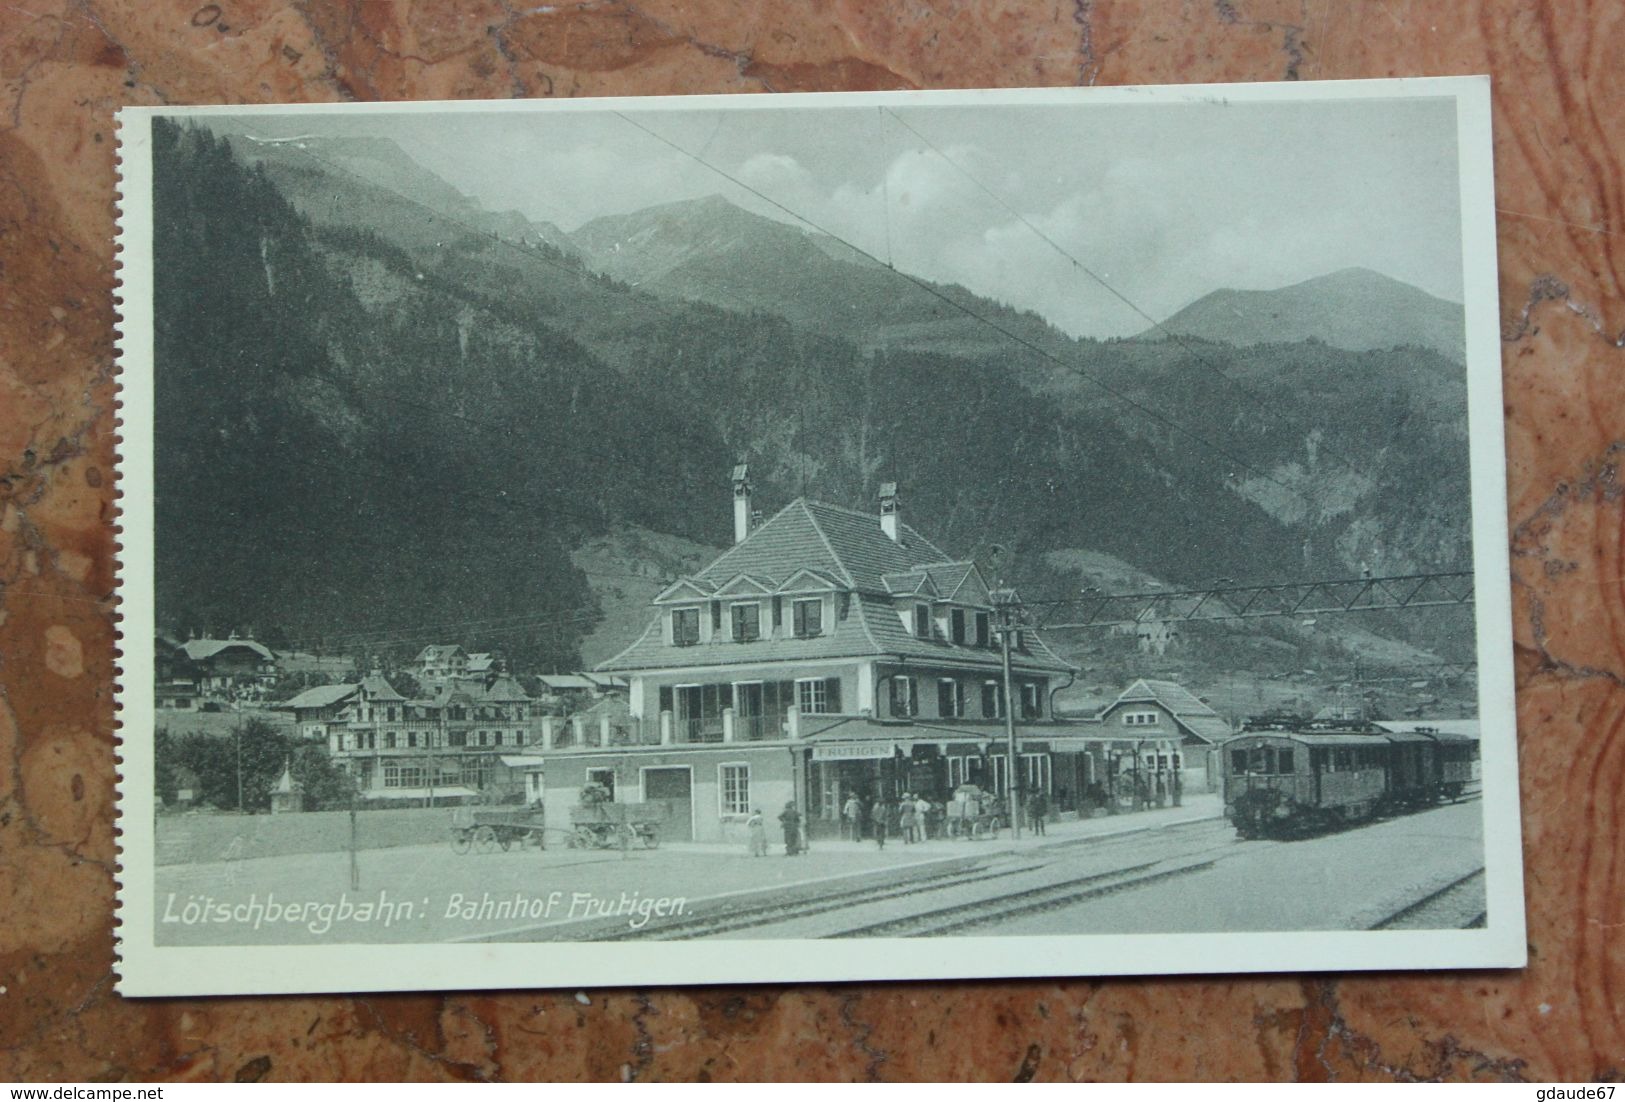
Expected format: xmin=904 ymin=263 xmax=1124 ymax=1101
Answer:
xmin=234 ymin=707 xmax=245 ymax=813
xmin=992 ymin=588 xmax=1022 ymax=841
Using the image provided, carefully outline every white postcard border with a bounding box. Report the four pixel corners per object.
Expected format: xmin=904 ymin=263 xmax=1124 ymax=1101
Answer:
xmin=114 ymin=77 xmax=1525 ymax=996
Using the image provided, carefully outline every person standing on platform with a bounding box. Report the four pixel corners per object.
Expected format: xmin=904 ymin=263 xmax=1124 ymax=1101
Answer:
xmin=1026 ymin=789 xmax=1048 ymax=836
xmin=915 ymin=793 xmax=934 ymax=841
xmin=842 ymin=792 xmax=862 ymax=841
xmin=746 ymin=808 xmax=768 ymax=856
xmin=870 ymin=795 xmax=888 ymax=849
xmin=778 ymin=802 xmax=802 ymax=856
xmin=898 ymin=793 xmax=917 ymax=844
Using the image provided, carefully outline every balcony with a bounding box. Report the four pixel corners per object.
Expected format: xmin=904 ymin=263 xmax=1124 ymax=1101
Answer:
xmin=735 ymin=713 xmax=786 ymax=741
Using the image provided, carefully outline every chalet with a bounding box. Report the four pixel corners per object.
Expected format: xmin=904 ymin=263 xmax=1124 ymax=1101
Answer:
xmin=413 ymin=644 xmax=468 ymax=685
xmin=175 ymin=635 xmax=277 ymax=700
xmin=155 ymin=636 xmax=200 ymax=709
xmin=532 ymin=469 xmax=1183 ymax=843
xmin=1095 ymin=678 xmax=1234 ymax=791
xmin=277 ymin=670 xmax=533 ymax=803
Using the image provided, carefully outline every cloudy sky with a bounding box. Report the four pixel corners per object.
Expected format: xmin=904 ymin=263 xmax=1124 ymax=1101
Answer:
xmin=224 ymin=96 xmax=1464 ymax=339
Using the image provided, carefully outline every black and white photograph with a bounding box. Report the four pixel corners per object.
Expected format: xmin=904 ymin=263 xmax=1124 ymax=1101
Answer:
xmin=114 ymin=81 xmax=1522 ymax=996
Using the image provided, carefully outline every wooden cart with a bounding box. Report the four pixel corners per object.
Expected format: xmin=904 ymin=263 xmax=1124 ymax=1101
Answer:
xmin=945 ymin=786 xmax=1005 ymax=840
xmin=568 ymin=801 xmax=664 ymax=849
xmin=450 ymin=806 xmax=547 ymax=854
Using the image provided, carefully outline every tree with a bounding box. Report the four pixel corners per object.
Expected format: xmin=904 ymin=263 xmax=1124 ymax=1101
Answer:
xmin=293 ymin=743 xmax=356 ymax=810
xmin=159 ymin=718 xmax=291 ymax=811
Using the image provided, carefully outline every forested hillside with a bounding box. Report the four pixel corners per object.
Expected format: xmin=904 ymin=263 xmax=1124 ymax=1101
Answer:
xmin=152 ymin=120 xmax=1476 ymax=671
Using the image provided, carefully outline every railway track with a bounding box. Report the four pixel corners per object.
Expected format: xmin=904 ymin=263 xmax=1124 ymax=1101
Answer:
xmin=1368 ymin=867 xmax=1487 ymax=930
xmin=646 ymin=820 xmax=1240 ymax=941
xmin=591 ymin=857 xmax=1041 ymax=941
xmin=599 ymin=817 xmax=1237 ymax=941
xmin=831 ymin=855 xmax=1217 ymax=938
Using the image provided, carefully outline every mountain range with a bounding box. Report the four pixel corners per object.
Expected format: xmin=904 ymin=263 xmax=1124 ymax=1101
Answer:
xmin=156 ymin=121 xmax=1475 ymax=671
xmin=1149 ymin=267 xmax=1465 ymax=362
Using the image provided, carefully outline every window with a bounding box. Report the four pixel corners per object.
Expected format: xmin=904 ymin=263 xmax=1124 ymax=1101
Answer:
xmin=449 ymin=730 xmax=467 ymax=748
xmin=1123 ymin=711 xmax=1160 ymax=726
xmin=586 ymin=767 xmax=616 ymax=800
xmin=914 ymin=604 xmax=932 ymax=639
xmin=797 ymin=677 xmax=841 ymax=714
xmin=1022 ymin=753 xmax=1051 ymax=793
xmin=383 ymin=731 xmax=396 ymax=749
xmin=672 ymin=607 xmax=700 ymax=646
xmin=1021 ymin=682 xmax=1043 ymax=719
xmin=981 ymin=680 xmax=1004 ymax=719
xmin=384 ymin=764 xmax=399 ymax=788
xmin=950 ymin=608 xmax=966 ymax=644
xmin=889 ymin=675 xmax=917 ymax=718
xmin=938 ymin=678 xmax=967 ymax=718
xmin=1231 ymin=748 xmax=1249 ymax=773
xmin=793 ymin=598 xmax=823 ymax=638
xmin=975 ymin=611 xmax=991 ymax=647
xmin=1277 ymin=749 xmax=1295 ymax=773
xmin=730 ymin=602 xmax=761 ymax=642
xmin=719 ymin=764 xmax=750 ymax=816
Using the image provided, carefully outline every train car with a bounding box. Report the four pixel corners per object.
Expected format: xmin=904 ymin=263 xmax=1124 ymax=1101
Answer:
xmin=1429 ymin=729 xmax=1480 ymax=798
xmin=1222 ymin=719 xmax=1480 ymax=838
xmin=1223 ymin=727 xmax=1389 ymax=838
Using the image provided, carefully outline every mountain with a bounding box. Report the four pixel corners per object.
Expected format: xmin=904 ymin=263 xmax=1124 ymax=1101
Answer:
xmin=568 ymin=195 xmax=1068 ymax=357
xmin=1148 ymin=267 xmax=1466 ymax=362
xmin=235 ymin=132 xmax=580 ymax=257
xmin=150 ymin=120 xmax=1477 ymax=674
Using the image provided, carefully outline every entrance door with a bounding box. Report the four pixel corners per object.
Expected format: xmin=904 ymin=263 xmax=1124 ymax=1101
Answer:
xmin=642 ymin=767 xmax=694 ymax=841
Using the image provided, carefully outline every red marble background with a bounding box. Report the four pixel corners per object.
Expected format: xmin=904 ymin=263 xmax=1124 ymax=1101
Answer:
xmin=0 ymin=0 xmax=1620 ymax=1082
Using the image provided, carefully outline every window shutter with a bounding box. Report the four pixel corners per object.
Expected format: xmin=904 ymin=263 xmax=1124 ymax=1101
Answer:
xmin=659 ymin=686 xmax=673 ymax=714
xmin=711 ymin=601 xmax=721 ymax=631
xmin=825 ymin=677 xmax=842 ymax=713
xmin=772 ymin=596 xmax=782 ymax=629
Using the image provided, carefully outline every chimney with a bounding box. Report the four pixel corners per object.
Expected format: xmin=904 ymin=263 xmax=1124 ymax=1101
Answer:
xmin=879 ymin=481 xmax=900 ymax=542
xmin=732 ymin=463 xmax=753 ymax=544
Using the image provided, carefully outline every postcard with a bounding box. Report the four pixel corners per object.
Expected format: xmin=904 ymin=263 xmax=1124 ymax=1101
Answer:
xmin=114 ymin=78 xmax=1523 ymax=995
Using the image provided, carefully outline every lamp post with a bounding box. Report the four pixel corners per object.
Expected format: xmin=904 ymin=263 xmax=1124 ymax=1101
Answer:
xmin=991 ymin=587 xmax=1022 ymax=840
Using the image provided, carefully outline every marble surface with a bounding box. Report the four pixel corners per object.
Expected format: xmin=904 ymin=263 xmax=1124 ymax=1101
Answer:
xmin=1 ymin=0 xmax=1621 ymax=1082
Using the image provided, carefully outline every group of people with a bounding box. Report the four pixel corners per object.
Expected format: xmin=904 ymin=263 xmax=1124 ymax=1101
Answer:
xmin=837 ymin=792 xmax=939 ymax=848
xmin=743 ymin=788 xmax=1057 ymax=858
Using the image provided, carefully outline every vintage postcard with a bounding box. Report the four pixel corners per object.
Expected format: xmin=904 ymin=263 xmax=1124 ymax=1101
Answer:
xmin=114 ymin=79 xmax=1523 ymax=996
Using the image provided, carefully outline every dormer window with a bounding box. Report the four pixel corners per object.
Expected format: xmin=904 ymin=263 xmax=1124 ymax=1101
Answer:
xmin=730 ymin=602 xmax=761 ymax=642
xmin=672 ymin=607 xmax=701 ymax=646
xmin=950 ymin=608 xmax=966 ymax=644
xmin=792 ymin=598 xmax=823 ymax=638
xmin=975 ymin=611 xmax=991 ymax=648
xmin=914 ymin=604 xmax=932 ymax=639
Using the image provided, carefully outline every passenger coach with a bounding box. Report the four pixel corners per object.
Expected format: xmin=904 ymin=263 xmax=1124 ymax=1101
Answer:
xmin=1222 ymin=719 xmax=1480 ymax=839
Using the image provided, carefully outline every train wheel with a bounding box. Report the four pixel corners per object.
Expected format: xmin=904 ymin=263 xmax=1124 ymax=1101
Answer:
xmin=450 ymin=830 xmax=472 ymax=855
xmin=473 ymin=826 xmax=498 ymax=854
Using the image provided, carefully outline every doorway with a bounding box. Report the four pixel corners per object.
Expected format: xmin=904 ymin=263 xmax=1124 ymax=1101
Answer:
xmin=640 ymin=766 xmax=694 ymax=841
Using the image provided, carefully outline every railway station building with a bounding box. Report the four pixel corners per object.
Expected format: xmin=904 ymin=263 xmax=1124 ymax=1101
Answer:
xmin=532 ymin=471 xmax=1186 ymax=844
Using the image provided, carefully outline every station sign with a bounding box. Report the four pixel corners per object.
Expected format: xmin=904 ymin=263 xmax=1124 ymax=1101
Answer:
xmin=812 ymin=742 xmax=896 ymax=761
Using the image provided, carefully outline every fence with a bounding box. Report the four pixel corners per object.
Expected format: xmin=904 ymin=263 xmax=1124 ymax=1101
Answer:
xmin=154 ymin=806 xmax=451 ymax=866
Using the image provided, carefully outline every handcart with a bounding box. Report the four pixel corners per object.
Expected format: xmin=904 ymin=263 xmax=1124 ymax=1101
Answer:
xmin=450 ymin=805 xmax=547 ymax=854
xmin=568 ymin=801 xmax=664 ymax=849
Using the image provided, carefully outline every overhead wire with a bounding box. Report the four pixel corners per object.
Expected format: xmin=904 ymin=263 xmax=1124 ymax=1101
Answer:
xmin=612 ymin=110 xmax=1336 ymax=517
